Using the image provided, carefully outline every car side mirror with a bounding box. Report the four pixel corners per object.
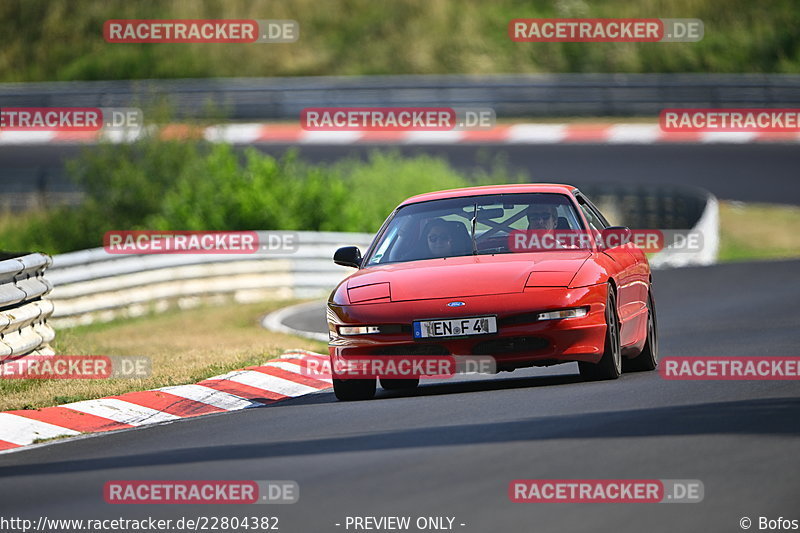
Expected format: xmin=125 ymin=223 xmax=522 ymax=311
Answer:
xmin=599 ymin=226 xmax=632 ymax=250
xmin=333 ymin=246 xmax=362 ymax=268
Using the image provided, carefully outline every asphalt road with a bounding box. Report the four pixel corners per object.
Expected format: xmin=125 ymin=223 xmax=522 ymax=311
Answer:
xmin=1 ymin=259 xmax=798 ymax=532
xmin=2 ymin=143 xmax=800 ymax=204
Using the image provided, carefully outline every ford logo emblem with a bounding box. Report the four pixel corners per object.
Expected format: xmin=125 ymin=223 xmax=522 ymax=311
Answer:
xmin=447 ymin=301 xmax=466 ymax=307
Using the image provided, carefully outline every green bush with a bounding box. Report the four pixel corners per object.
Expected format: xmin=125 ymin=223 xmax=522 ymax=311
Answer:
xmin=0 ymin=134 xmax=523 ymax=254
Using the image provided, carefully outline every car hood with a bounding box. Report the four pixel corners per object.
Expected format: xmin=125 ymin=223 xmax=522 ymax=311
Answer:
xmin=348 ymin=252 xmax=591 ymax=302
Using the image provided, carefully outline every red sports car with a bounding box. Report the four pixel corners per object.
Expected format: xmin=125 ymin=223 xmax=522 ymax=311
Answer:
xmin=327 ymin=184 xmax=658 ymax=400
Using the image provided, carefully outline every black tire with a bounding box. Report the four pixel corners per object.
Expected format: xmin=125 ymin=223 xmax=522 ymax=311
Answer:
xmin=332 ymin=378 xmax=376 ymax=401
xmin=380 ymin=378 xmax=420 ymax=391
xmin=623 ymin=288 xmax=658 ymax=372
xmin=579 ymin=285 xmax=622 ymax=381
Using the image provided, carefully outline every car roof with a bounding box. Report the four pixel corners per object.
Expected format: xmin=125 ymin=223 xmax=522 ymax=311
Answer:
xmin=399 ymin=183 xmax=578 ymax=206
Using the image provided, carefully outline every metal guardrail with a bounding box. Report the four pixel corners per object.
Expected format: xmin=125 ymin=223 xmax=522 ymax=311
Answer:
xmin=582 ymin=184 xmax=719 ymax=267
xmin=47 ymin=231 xmax=373 ymax=327
xmin=650 ymin=194 xmax=719 ymax=269
xmin=0 ymin=253 xmax=55 ymax=360
xmin=581 ymin=183 xmax=710 ymax=229
xmin=1 ymin=74 xmax=799 ymax=119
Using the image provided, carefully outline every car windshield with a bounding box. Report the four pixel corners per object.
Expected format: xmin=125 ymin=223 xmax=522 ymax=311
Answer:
xmin=365 ymin=193 xmax=586 ymax=266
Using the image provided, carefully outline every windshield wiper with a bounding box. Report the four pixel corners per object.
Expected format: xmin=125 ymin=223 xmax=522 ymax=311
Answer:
xmin=470 ymin=203 xmax=478 ymax=255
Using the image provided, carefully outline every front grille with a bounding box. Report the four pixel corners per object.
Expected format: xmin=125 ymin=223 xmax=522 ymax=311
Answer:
xmin=471 ymin=336 xmax=548 ymax=356
xmin=499 ymin=312 xmax=543 ymax=327
xmin=371 ymin=344 xmax=450 ymax=356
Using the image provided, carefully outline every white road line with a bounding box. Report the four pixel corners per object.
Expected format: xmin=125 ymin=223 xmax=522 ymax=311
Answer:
xmin=700 ymin=131 xmax=758 ymax=143
xmin=262 ymin=302 xmax=331 ymax=342
xmin=156 ymin=384 xmax=262 ymax=410
xmin=607 ymin=124 xmax=662 ymax=144
xmin=0 ymin=413 xmax=79 ymax=445
xmin=403 ymin=131 xmax=466 ymax=144
xmin=506 ymin=124 xmax=567 ymax=143
xmin=63 ymin=398 xmax=180 ymax=426
xmin=300 ymin=131 xmax=363 ymax=144
xmin=4 ymin=124 xmax=800 ymax=146
xmin=206 ymin=370 xmax=320 ymax=397
xmin=0 ymin=131 xmax=57 ymax=144
xmin=0 ymin=351 xmax=335 ymax=452
xmin=266 ymin=360 xmax=333 ymax=383
xmin=204 ymin=124 xmax=264 ymax=144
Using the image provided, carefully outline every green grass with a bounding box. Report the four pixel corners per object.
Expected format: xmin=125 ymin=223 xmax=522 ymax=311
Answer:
xmin=32 ymin=434 xmax=78 ymax=445
xmin=1 ymin=0 xmax=799 ymax=82
xmin=0 ymin=300 xmax=326 ymax=411
xmin=718 ymin=201 xmax=800 ymax=262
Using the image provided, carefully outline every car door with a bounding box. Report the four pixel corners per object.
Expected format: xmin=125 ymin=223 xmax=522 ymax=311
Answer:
xmin=575 ymin=193 xmax=641 ymax=347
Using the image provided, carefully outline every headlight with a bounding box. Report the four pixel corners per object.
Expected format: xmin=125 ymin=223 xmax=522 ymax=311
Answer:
xmin=338 ymin=325 xmax=382 ymax=336
xmin=536 ymin=307 xmax=588 ymax=321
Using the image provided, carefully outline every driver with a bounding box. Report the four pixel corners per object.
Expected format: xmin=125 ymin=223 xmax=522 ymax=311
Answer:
xmin=526 ymin=203 xmax=558 ymax=231
xmin=525 ymin=203 xmax=570 ymax=250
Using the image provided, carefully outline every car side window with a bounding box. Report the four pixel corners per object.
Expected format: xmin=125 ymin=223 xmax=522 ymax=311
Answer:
xmin=577 ymin=199 xmax=603 ymax=231
xmin=371 ymin=224 xmax=398 ymax=263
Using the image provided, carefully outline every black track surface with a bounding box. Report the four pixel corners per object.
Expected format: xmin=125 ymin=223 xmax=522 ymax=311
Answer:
xmin=1 ymin=260 xmax=798 ymax=532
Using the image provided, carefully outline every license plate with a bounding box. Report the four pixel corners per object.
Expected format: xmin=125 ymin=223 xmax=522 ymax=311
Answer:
xmin=413 ymin=316 xmax=497 ymax=339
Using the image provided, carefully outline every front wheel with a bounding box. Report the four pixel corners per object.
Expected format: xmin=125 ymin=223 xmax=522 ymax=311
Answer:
xmin=623 ymin=288 xmax=658 ymax=372
xmin=579 ymin=285 xmax=622 ymax=381
xmin=333 ymin=378 xmax=376 ymax=401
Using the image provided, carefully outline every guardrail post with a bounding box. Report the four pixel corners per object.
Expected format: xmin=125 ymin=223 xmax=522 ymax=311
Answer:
xmin=0 ymin=253 xmax=55 ymax=362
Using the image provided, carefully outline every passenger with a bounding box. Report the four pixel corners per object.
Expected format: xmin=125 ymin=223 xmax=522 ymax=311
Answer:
xmin=423 ymin=219 xmax=455 ymax=257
